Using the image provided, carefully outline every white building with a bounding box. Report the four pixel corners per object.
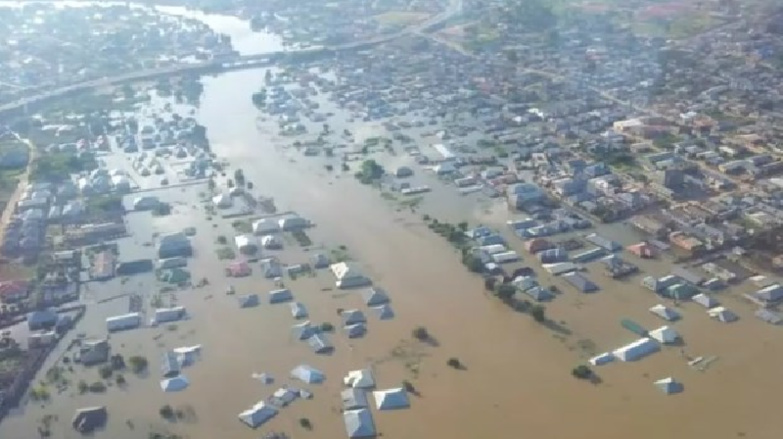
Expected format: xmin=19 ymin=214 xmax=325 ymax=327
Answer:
xmin=106 ymin=312 xmax=142 ymax=332
xmin=153 ymin=306 xmax=187 ymax=325
xmin=612 ymin=337 xmax=660 ymax=362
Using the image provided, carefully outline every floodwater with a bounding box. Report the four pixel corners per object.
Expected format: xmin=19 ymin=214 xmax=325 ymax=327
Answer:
xmin=2 ymin=6 xmax=783 ymax=439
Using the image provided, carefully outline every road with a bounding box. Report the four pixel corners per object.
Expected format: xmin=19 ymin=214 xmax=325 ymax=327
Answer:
xmin=0 ymin=131 xmax=38 ymax=249
xmin=0 ymin=0 xmax=462 ymax=118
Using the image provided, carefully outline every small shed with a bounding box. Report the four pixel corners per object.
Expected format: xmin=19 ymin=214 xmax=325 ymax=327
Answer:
xmin=269 ymin=288 xmax=293 ymax=304
xmin=562 ymin=272 xmax=599 ymax=293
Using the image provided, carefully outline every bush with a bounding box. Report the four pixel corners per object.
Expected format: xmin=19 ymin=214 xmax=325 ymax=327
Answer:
xmin=572 ymin=365 xmax=593 ymax=380
xmin=110 ymin=354 xmax=126 ymax=370
xmin=216 ymin=235 xmax=227 ymax=245
xmin=299 ymin=418 xmax=312 ymax=430
xmin=446 ymin=357 xmax=462 ymax=369
xmin=320 ymin=322 xmax=334 ymax=332
xmin=412 ymin=326 xmax=429 ymax=341
xmin=128 ymin=356 xmax=148 ymax=374
xmin=531 ymin=305 xmax=546 ymax=323
xmin=402 ymin=380 xmax=416 ymax=393
xmin=115 ymin=374 xmax=126 ymax=386
xmin=77 ymin=380 xmax=88 ymax=394
xmin=99 ymin=365 xmax=114 ymax=380
xmin=159 ymin=404 xmax=175 ymax=420
xmin=495 ymin=284 xmax=516 ymax=301
xmin=89 ymin=381 xmax=106 ymax=393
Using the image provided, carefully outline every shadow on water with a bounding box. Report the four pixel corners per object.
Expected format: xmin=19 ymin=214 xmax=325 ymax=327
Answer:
xmin=542 ymin=319 xmax=572 ymax=336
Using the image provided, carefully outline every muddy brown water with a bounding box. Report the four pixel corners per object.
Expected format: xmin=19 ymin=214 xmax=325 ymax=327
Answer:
xmin=2 ymin=68 xmax=782 ymax=439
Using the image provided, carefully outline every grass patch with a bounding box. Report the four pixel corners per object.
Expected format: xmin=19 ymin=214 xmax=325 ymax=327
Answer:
xmin=215 ymin=247 xmax=236 ymax=260
xmin=291 ymin=230 xmax=312 ymax=247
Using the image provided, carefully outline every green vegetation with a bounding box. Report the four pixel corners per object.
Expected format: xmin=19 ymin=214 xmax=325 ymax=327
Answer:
xmin=251 ymin=89 xmax=267 ymax=108
xmin=231 ymin=220 xmax=252 ymax=234
xmin=159 ymin=404 xmax=175 ymax=420
xmin=402 ymin=380 xmax=416 ymax=393
xmin=446 ymin=357 xmax=463 ymax=369
xmin=30 ymin=152 xmax=97 ymax=182
xmin=531 ymin=304 xmax=546 ymax=322
xmin=98 ymin=365 xmax=114 ymax=379
xmin=29 ymin=385 xmax=51 ymax=401
xmin=412 ymin=326 xmax=430 ymax=341
xmin=128 ymin=355 xmax=148 ymax=374
xmin=87 ymin=194 xmax=124 ymax=214
xmin=77 ymin=380 xmax=89 ymax=394
xmin=115 ymin=374 xmax=126 ymax=386
xmin=234 ymin=169 xmax=246 ymax=187
xmin=319 ymin=322 xmax=334 ymax=332
xmin=571 ymin=364 xmax=593 ymax=380
xmin=494 ymin=284 xmax=517 ymax=302
xmin=216 ymin=247 xmax=236 ymax=260
xmin=292 ymin=230 xmax=312 ymax=247
xmin=354 ymin=159 xmax=385 ymax=184
xmin=299 ymin=418 xmax=313 ymax=430
xmin=88 ymin=381 xmax=106 ymax=393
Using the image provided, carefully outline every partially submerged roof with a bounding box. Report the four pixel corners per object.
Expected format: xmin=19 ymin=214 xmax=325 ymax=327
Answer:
xmin=649 ymin=304 xmax=680 ymax=321
xmin=160 ymin=375 xmax=189 ymax=392
xmin=707 ymin=306 xmax=738 ymax=323
xmin=290 ymin=301 xmax=309 ymax=319
xmin=362 ymin=287 xmax=390 ymax=306
xmin=343 ymin=408 xmax=376 ymax=438
xmin=341 ymin=388 xmax=369 ymax=410
xmin=372 ymin=304 xmax=394 ymax=320
xmin=373 ymin=388 xmax=410 ymax=410
xmin=308 ymin=333 xmax=334 ymax=354
xmin=693 ymin=293 xmax=719 ymax=308
xmin=72 ymin=406 xmax=107 ymax=434
xmin=345 ymin=323 xmax=367 ymax=339
xmin=291 ymin=364 xmax=325 ymax=384
xmin=649 ymin=326 xmax=680 ymax=344
xmin=342 ymin=309 xmax=367 ymax=326
xmin=654 ymin=377 xmax=684 ymax=395
xmin=237 ymin=293 xmax=259 ymax=308
xmin=343 ymin=368 xmax=376 ymax=389
xmin=292 ymin=321 xmax=319 ymax=340
xmin=238 ymin=401 xmax=278 ymax=429
xmin=269 ymin=288 xmax=293 ymax=304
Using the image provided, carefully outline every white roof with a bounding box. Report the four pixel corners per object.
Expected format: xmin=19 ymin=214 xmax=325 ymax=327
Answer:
xmin=238 ymin=401 xmax=278 ymax=428
xmin=331 ymin=262 xmax=365 ymax=280
xmin=343 ymin=408 xmax=376 ymax=438
xmin=649 ymin=326 xmax=679 ymax=344
xmin=343 ymin=369 xmax=375 ymax=389
xmin=654 ymin=377 xmax=683 ymax=395
xmin=252 ymin=218 xmax=279 ymax=234
xmin=212 ymin=193 xmax=232 ymax=208
xmin=291 ymin=364 xmax=325 ymax=384
xmin=693 ymin=293 xmax=719 ymax=308
xmin=373 ymin=388 xmax=410 ymax=410
xmin=649 ymin=304 xmax=679 ymax=321
xmin=589 ymin=352 xmax=614 ymax=366
xmin=707 ymin=306 xmax=738 ymax=322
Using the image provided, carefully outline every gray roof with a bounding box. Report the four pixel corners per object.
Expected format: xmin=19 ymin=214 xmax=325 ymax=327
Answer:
xmin=238 ymin=402 xmax=278 ymax=428
xmin=290 ymin=364 xmax=325 ymax=384
xmin=343 ymin=408 xmax=376 ymax=438
xmin=562 ymin=272 xmax=599 ymax=292
xmin=292 ymin=321 xmax=319 ymax=340
xmin=238 ymin=294 xmax=259 ymax=308
xmin=372 ymin=304 xmax=394 ymax=320
xmin=362 ymin=287 xmax=390 ymax=306
xmin=268 ymin=288 xmax=293 ymax=304
xmin=345 ymin=323 xmax=367 ymax=339
xmin=342 ymin=309 xmax=367 ymax=326
xmin=308 ymin=333 xmax=333 ymax=354
xmin=341 ymin=388 xmax=369 ymax=410
xmin=290 ymin=302 xmax=308 ymax=319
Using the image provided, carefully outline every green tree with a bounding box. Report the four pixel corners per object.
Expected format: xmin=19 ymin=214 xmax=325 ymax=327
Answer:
xmin=128 ymin=356 xmax=148 ymax=374
xmin=495 ymin=284 xmax=517 ymax=301
xmin=531 ymin=305 xmax=546 ymax=322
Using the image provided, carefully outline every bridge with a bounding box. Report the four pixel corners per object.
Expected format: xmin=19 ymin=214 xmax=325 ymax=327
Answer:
xmin=0 ymin=0 xmax=461 ymax=118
